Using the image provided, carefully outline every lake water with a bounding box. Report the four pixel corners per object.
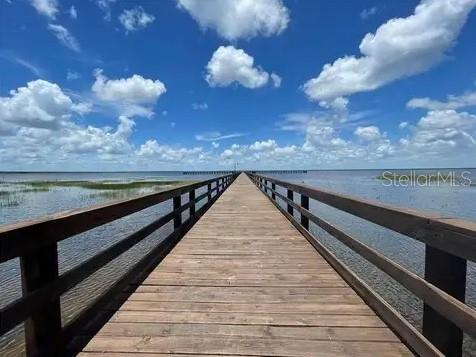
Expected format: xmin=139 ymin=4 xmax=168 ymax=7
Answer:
xmin=0 ymin=169 xmax=475 ymax=355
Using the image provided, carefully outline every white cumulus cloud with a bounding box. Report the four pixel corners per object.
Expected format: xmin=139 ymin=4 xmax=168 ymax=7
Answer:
xmin=0 ymin=80 xmax=139 ymax=166
xmin=354 ymin=126 xmax=383 ymax=141
xmin=399 ymin=121 xmax=409 ymax=129
xmin=205 ymin=46 xmax=279 ymax=89
xmin=400 ymin=109 xmax=476 ymax=156
xmin=407 ymin=90 xmax=476 ymax=110
xmin=119 ymin=6 xmax=155 ymax=33
xmin=92 ymin=69 xmax=166 ymax=104
xmin=303 ymin=0 xmax=476 ymax=102
xmin=31 ymin=0 xmax=58 ymax=19
xmin=360 ymin=7 xmax=377 ymax=20
xmin=96 ymin=0 xmax=116 ymax=21
xmin=136 ymin=140 xmax=204 ymax=162
xmin=0 ymin=79 xmax=90 ymax=130
xmin=250 ymin=139 xmax=278 ymax=151
xmin=177 ymin=0 xmax=289 ymax=40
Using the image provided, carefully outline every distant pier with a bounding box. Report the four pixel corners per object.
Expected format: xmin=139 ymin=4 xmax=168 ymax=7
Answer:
xmin=182 ymin=170 xmax=307 ymax=175
xmin=182 ymin=170 xmax=234 ymax=175
xmin=249 ymin=169 xmax=307 ymax=174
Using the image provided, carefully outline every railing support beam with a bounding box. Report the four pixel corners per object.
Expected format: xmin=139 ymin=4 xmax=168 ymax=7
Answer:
xmin=271 ymin=183 xmax=276 ymax=200
xmin=173 ymin=196 xmax=182 ymax=229
xmin=287 ymin=189 xmax=294 ymax=216
xmin=21 ymin=244 xmax=62 ymax=357
xmin=423 ymin=246 xmax=466 ymax=357
xmin=301 ymin=195 xmax=309 ymax=230
xmin=189 ymin=189 xmax=195 ymax=216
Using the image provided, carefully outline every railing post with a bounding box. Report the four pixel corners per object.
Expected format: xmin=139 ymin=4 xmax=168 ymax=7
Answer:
xmin=173 ymin=195 xmax=181 ymax=229
xmin=264 ymin=179 xmax=268 ymax=194
xmin=287 ymin=189 xmax=294 ymax=216
xmin=301 ymin=194 xmax=309 ymax=230
xmin=189 ymin=189 xmax=195 ymax=216
xmin=271 ymin=183 xmax=276 ymax=200
xmin=207 ymin=183 xmax=212 ymax=201
xmin=423 ymin=247 xmax=466 ymax=357
xmin=21 ymin=244 xmax=62 ymax=356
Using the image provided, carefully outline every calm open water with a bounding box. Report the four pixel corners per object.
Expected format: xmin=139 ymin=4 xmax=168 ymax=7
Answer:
xmin=0 ymin=169 xmax=475 ymax=355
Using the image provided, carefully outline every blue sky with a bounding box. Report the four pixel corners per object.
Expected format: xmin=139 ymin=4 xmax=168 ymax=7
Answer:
xmin=1 ymin=0 xmax=475 ymax=170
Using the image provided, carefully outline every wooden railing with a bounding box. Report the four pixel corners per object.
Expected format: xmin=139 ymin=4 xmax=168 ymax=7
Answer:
xmin=0 ymin=173 xmax=237 ymax=356
xmin=248 ymin=172 xmax=476 ymax=357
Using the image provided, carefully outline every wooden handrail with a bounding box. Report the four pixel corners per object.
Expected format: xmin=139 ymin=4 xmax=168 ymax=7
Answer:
xmin=250 ymin=174 xmax=476 ymax=262
xmin=261 ymin=188 xmax=442 ymax=357
xmin=263 ymin=183 xmax=476 ymax=337
xmin=248 ymin=172 xmax=476 ymax=357
xmin=0 ymin=175 xmax=231 ymax=263
xmin=0 ymin=173 xmax=237 ymax=356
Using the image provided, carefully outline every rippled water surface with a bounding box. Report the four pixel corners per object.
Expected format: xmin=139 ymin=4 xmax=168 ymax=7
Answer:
xmin=1 ymin=169 xmax=475 ymax=355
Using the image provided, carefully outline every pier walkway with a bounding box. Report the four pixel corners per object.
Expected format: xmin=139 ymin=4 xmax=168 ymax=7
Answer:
xmin=2 ymin=172 xmax=475 ymax=357
xmin=79 ymin=174 xmax=411 ymax=356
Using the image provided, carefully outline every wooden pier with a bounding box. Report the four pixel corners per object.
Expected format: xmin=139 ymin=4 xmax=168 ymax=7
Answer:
xmin=79 ymin=174 xmax=410 ymax=356
xmin=0 ymin=173 xmax=475 ymax=356
xmin=182 ymin=170 xmax=234 ymax=175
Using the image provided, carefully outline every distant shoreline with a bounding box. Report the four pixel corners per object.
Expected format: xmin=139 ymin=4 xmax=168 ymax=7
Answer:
xmin=0 ymin=167 xmax=475 ymax=174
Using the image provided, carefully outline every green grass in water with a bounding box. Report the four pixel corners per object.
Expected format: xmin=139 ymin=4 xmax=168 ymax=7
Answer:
xmin=1 ymin=180 xmax=192 ymax=207
xmin=0 ymin=195 xmax=22 ymax=207
xmin=18 ymin=180 xmax=185 ymax=190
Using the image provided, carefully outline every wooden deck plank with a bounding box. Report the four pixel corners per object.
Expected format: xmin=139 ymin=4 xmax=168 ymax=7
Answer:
xmin=108 ymin=310 xmax=387 ymax=327
xmin=81 ymin=173 xmax=412 ymax=356
xmin=93 ymin=322 xmax=400 ymax=342
xmin=83 ymin=336 xmax=410 ymax=356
